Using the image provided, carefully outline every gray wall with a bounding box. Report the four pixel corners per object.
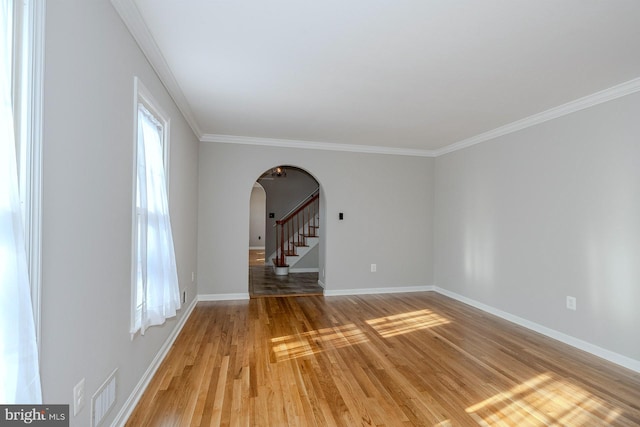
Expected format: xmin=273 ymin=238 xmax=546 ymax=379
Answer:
xmin=434 ymin=91 xmax=640 ymax=363
xmin=41 ymin=1 xmax=199 ymax=426
xmin=198 ymin=142 xmax=434 ymax=295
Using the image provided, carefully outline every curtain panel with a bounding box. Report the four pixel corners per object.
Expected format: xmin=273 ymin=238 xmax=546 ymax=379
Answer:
xmin=0 ymin=0 xmax=42 ymax=404
xmin=133 ymin=103 xmax=181 ymax=335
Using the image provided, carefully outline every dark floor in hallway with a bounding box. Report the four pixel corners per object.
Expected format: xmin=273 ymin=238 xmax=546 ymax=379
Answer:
xmin=249 ymin=248 xmax=323 ymax=296
xmin=249 ymin=266 xmax=323 ymax=297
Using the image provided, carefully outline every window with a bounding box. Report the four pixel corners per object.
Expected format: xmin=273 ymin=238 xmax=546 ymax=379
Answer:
xmin=131 ymin=77 xmax=181 ymax=336
xmin=0 ymin=0 xmax=43 ymax=403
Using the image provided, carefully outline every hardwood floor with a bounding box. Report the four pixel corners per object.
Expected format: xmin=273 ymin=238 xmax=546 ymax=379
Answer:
xmin=125 ymin=292 xmax=640 ymax=426
xmin=249 ymin=249 xmax=266 ymax=267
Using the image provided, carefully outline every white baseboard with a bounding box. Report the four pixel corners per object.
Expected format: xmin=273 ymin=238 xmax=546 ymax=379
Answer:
xmin=248 ymin=246 xmax=265 ymax=250
xmin=289 ymin=268 xmax=319 ymax=273
xmin=325 ymin=285 xmax=434 ymax=296
xmin=433 ymin=286 xmax=640 ymax=374
xmin=111 ymin=297 xmax=198 ymax=426
xmin=198 ymin=293 xmax=250 ymax=301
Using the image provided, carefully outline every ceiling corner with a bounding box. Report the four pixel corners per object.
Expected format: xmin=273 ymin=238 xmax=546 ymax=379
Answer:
xmin=110 ymin=0 xmax=203 ymax=140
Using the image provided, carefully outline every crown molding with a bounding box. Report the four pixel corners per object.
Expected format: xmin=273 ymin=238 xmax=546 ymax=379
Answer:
xmin=203 ymin=77 xmax=640 ymax=158
xmin=201 ymin=134 xmax=437 ymax=157
xmin=110 ymin=0 xmax=203 ymax=139
xmin=106 ymin=5 xmax=640 ymax=159
xmin=433 ymin=77 xmax=640 ymax=156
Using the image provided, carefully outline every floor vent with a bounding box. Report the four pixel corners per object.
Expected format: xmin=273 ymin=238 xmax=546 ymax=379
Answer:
xmin=91 ymin=369 xmax=117 ymax=427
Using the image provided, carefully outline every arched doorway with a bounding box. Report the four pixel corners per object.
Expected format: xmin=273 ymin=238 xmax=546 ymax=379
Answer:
xmin=248 ymin=165 xmax=324 ymax=297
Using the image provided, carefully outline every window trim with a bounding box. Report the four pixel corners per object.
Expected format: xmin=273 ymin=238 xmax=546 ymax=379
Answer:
xmin=130 ymin=76 xmax=172 ymax=337
xmin=133 ymin=77 xmax=171 ymax=186
xmin=12 ymin=0 xmax=46 ymax=349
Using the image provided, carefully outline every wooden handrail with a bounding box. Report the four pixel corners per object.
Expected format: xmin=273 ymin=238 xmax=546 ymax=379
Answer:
xmin=274 ymin=191 xmax=320 ymax=269
xmin=276 ymin=191 xmax=319 ymax=225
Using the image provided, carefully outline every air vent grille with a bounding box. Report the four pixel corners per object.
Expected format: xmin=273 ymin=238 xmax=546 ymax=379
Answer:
xmin=91 ymin=369 xmax=117 ymax=427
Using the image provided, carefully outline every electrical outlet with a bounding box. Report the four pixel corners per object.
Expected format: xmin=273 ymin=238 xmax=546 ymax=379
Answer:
xmin=73 ymin=378 xmax=85 ymax=416
xmin=371 ymin=264 xmax=377 ymax=273
xmin=566 ymin=296 xmax=577 ymax=311
xmin=191 ymin=271 xmax=195 ymax=282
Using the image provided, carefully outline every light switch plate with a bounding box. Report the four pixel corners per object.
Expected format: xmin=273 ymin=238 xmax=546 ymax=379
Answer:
xmin=73 ymin=378 xmax=85 ymax=416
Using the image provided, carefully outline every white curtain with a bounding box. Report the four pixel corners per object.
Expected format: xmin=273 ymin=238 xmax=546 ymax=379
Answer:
xmin=133 ymin=104 xmax=180 ymax=335
xmin=0 ymin=0 xmax=42 ymax=404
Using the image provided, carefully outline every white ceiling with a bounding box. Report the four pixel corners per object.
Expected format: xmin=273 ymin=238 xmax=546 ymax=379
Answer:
xmin=117 ymin=0 xmax=640 ymax=155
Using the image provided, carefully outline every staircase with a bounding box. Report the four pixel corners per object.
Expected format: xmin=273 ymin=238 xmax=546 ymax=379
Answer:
xmin=271 ymin=190 xmax=320 ymax=275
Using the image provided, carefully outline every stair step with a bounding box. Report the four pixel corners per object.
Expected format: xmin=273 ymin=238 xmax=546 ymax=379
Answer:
xmin=302 ymin=234 xmax=318 ymax=238
xmin=293 ymin=243 xmax=308 ymax=247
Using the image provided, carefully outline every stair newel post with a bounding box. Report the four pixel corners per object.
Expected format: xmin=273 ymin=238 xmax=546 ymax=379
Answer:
xmin=299 ymin=211 xmax=302 ymax=245
xmin=304 ymin=205 xmax=308 ymax=238
xmin=285 ymin=219 xmax=288 ymax=257
xmin=306 ymin=205 xmax=310 ymax=238
xmin=288 ymin=218 xmax=292 ymax=255
xmin=275 ymin=222 xmax=278 ymax=264
xmin=298 ymin=210 xmax=302 ymax=246
xmin=279 ymin=220 xmax=284 ymax=266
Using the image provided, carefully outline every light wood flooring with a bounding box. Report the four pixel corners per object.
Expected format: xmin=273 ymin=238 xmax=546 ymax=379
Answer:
xmin=125 ymin=292 xmax=640 ymax=426
xmin=249 ymin=249 xmax=266 ymax=267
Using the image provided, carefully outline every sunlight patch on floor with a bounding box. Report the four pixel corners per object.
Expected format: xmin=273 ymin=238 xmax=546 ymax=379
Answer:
xmin=466 ymin=372 xmax=622 ymax=426
xmin=366 ymin=309 xmax=450 ymax=338
xmin=271 ymin=323 xmax=368 ymax=361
